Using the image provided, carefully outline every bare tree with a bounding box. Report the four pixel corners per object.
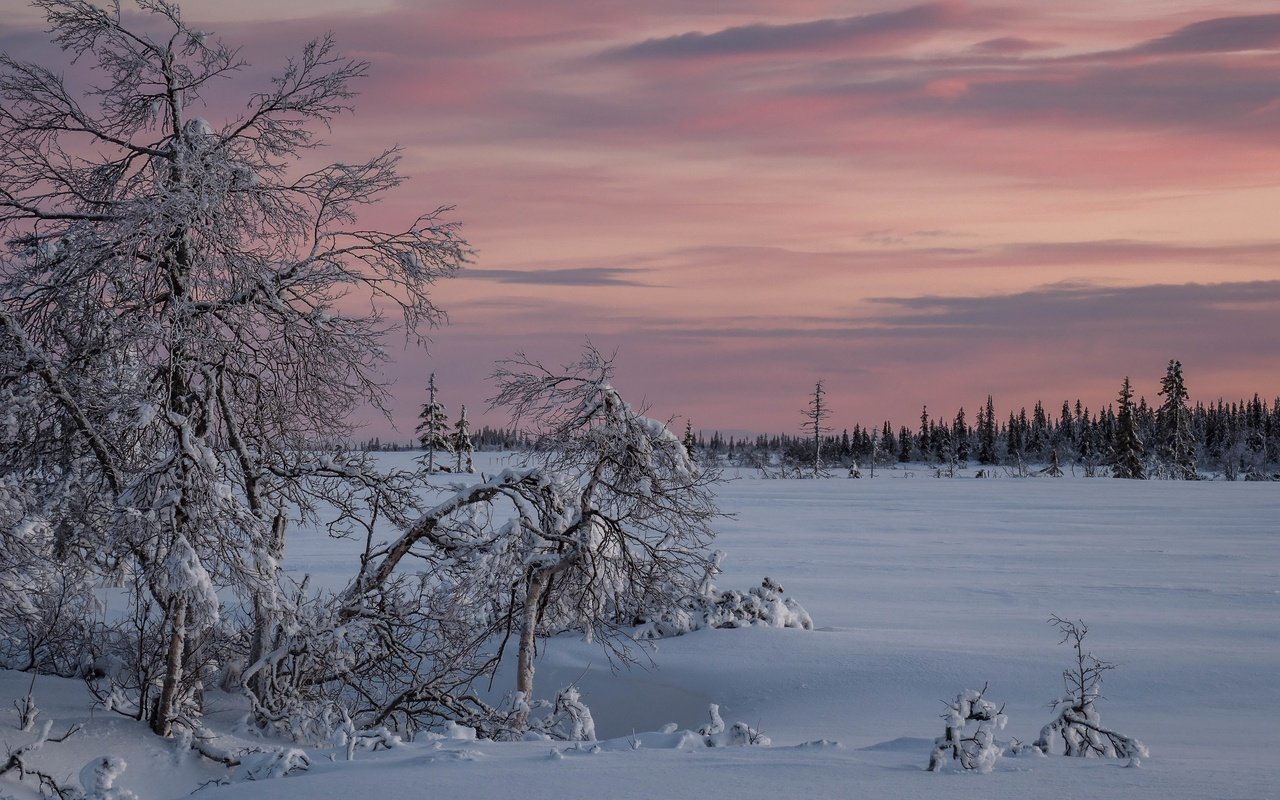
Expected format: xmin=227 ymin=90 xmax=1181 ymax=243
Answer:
xmin=801 ymin=379 xmax=831 ymax=478
xmin=1034 ymin=616 xmax=1148 ymax=765
xmin=0 ymin=0 xmax=465 ymax=736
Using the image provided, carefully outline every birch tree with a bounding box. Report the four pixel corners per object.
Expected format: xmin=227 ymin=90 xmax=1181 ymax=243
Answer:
xmin=0 ymin=0 xmax=465 ymax=736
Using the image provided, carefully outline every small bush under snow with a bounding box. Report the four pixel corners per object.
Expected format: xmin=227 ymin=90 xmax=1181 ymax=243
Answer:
xmin=634 ymin=576 xmax=813 ymax=639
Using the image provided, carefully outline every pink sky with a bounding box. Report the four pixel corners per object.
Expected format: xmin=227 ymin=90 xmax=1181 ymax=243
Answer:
xmin=6 ymin=1 xmax=1279 ymax=437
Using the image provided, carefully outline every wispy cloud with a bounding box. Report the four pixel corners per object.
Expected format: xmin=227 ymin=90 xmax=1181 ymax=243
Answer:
xmin=604 ymin=4 xmax=967 ymax=60
xmin=1134 ymin=13 xmax=1280 ymax=54
xmin=459 ymin=267 xmax=650 ymax=287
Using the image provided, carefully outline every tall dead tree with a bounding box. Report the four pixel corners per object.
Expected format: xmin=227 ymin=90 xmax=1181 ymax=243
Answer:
xmin=802 ymin=379 xmax=831 ymax=478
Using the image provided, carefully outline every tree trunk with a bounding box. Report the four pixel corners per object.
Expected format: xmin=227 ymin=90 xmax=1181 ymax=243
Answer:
xmin=514 ymin=568 xmax=552 ymax=728
xmin=152 ymin=600 xmax=187 ymax=736
xmin=247 ymin=512 xmax=286 ymax=701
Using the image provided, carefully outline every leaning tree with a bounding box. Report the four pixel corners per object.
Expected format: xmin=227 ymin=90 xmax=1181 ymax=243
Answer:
xmin=292 ymin=345 xmax=723 ymax=737
xmin=0 ymin=0 xmax=465 ymax=736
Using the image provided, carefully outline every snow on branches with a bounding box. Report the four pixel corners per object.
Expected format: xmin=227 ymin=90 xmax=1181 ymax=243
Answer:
xmin=927 ymin=684 xmax=1007 ymax=772
xmin=1034 ymin=616 xmax=1148 ymax=765
xmin=0 ymin=0 xmax=466 ymax=738
xmin=634 ymin=566 xmax=813 ymax=639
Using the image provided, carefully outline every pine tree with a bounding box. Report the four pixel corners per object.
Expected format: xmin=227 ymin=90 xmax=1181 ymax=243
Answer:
xmin=898 ymin=426 xmax=913 ymax=463
xmin=952 ymin=407 xmax=970 ymax=463
xmin=416 ymin=373 xmax=453 ymax=473
xmin=1111 ymin=377 xmax=1146 ymax=479
xmin=452 ymin=404 xmax=474 ymax=473
xmin=918 ymin=405 xmax=931 ymax=461
xmin=977 ymin=395 xmax=998 ymax=465
xmin=1156 ymin=360 xmax=1197 ymax=479
xmin=682 ymin=421 xmax=697 ymax=458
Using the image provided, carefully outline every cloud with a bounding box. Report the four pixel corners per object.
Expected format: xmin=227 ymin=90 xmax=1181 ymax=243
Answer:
xmin=970 ymin=36 xmax=1059 ymax=55
xmin=865 ymin=280 xmax=1280 ymax=342
xmin=1135 ymin=14 xmax=1280 ymax=54
xmin=604 ymin=4 xmax=964 ymax=60
xmin=459 ymin=266 xmax=650 ymax=286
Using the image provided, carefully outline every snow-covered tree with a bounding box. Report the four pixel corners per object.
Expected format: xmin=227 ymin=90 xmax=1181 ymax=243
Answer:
xmin=1155 ymin=360 xmax=1197 ymax=480
xmin=451 ymin=404 xmax=473 ymax=474
xmin=682 ymin=420 xmax=697 ymax=459
xmin=266 ymin=346 xmax=721 ymax=737
xmin=0 ymin=0 xmax=465 ymax=736
xmin=415 ymin=373 xmax=453 ymax=473
xmin=1034 ymin=616 xmax=1148 ymax=765
xmin=927 ymin=684 xmax=1006 ymax=772
xmin=1110 ymin=377 xmax=1146 ymax=479
xmin=977 ymin=396 xmax=998 ymax=465
xmin=489 ymin=346 xmax=720 ymax=718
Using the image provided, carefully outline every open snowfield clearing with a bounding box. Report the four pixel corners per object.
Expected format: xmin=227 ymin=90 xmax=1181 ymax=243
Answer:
xmin=3 ymin=453 xmax=1277 ymax=799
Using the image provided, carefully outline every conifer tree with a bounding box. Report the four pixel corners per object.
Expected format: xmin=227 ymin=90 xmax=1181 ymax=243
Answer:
xmin=952 ymin=407 xmax=970 ymax=463
xmin=1006 ymin=411 xmax=1024 ymax=465
xmin=977 ymin=395 xmax=998 ymax=465
xmin=881 ymin=421 xmax=896 ymax=465
xmin=452 ymin=404 xmax=474 ymax=473
xmin=682 ymin=421 xmax=697 ymax=458
xmin=918 ymin=405 xmax=931 ymax=461
xmin=1156 ymin=360 xmax=1197 ymax=479
xmin=416 ymin=373 xmax=453 ymax=473
xmin=1111 ymin=377 xmax=1146 ymax=479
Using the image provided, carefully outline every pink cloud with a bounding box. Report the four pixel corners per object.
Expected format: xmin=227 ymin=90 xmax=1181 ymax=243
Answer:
xmin=5 ymin=1 xmax=1278 ymax=436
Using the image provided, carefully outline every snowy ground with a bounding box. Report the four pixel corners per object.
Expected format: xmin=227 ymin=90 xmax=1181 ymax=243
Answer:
xmin=3 ymin=453 xmax=1277 ymax=799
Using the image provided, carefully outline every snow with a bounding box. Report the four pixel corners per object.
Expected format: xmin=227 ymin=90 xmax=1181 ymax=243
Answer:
xmin=3 ymin=452 xmax=1277 ymax=799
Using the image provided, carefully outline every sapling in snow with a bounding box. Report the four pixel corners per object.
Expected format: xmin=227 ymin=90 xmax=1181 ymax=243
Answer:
xmin=927 ymin=683 xmax=1006 ymax=772
xmin=1034 ymin=616 xmax=1148 ymax=765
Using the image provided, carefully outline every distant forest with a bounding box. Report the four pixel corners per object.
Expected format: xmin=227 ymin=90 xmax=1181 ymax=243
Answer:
xmin=363 ymin=361 xmax=1279 ymax=480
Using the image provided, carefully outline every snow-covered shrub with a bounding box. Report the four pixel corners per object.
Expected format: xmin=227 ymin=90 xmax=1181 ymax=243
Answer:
xmin=79 ymin=756 xmax=137 ymax=800
xmin=330 ymin=710 xmax=404 ymax=760
xmin=699 ymin=704 xmax=770 ymax=747
xmin=927 ymin=684 xmax=1006 ymax=773
xmin=237 ymin=747 xmax=312 ymax=781
xmin=76 ymin=752 xmax=138 ymax=798
xmin=523 ymin=686 xmax=597 ymax=742
xmin=1033 ymin=617 xmax=1148 ymax=766
xmin=634 ymin=569 xmax=813 ymax=639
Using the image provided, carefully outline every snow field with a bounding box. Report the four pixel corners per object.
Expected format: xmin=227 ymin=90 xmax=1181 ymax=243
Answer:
xmin=3 ymin=452 xmax=1276 ymax=799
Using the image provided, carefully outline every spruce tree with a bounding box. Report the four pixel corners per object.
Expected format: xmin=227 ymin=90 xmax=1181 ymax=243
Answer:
xmin=416 ymin=373 xmax=453 ymax=473
xmin=977 ymin=395 xmax=998 ymax=465
xmin=1111 ymin=377 xmax=1146 ymax=479
xmin=682 ymin=421 xmax=697 ymax=458
xmin=452 ymin=404 xmax=474 ymax=473
xmin=952 ymin=407 xmax=970 ymax=463
xmin=1156 ymin=360 xmax=1197 ymax=479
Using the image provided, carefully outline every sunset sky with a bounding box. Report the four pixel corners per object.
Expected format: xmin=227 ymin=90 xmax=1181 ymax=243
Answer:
xmin=5 ymin=1 xmax=1279 ymax=438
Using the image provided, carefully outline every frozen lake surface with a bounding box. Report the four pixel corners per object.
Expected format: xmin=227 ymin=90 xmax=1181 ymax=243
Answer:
xmin=3 ymin=452 xmax=1276 ymax=799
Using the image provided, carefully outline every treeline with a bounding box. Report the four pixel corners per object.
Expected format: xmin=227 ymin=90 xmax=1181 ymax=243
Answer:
xmin=357 ymin=425 xmax=529 ymax=452
xmin=690 ymin=362 xmax=1280 ymax=480
xmin=376 ymin=361 xmax=1279 ymax=479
